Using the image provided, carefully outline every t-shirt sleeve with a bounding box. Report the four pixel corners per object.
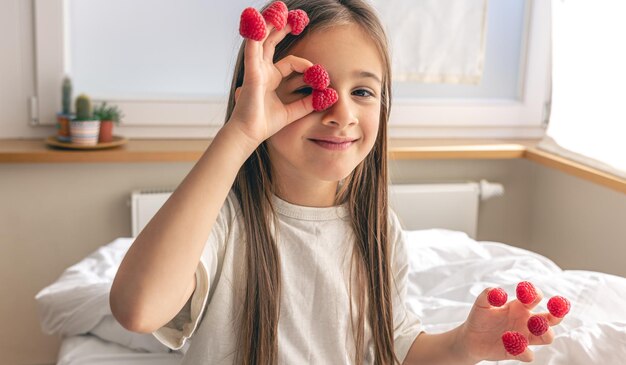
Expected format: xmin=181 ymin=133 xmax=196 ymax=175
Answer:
xmin=152 ymin=191 xmax=238 ymax=351
xmin=389 ymin=209 xmax=423 ymax=363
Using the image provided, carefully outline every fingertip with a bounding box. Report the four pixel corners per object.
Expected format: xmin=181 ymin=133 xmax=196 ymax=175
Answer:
xmin=536 ymin=287 xmax=545 ymax=300
xmin=474 ymin=287 xmax=495 ymax=308
xmin=302 ymin=94 xmax=315 ymax=115
xmin=526 ymin=287 xmax=543 ymax=309
xmin=519 ymin=348 xmax=535 ymax=363
xmin=545 ymin=312 xmax=564 ymax=326
xmin=262 ymin=24 xmax=275 ymax=42
xmin=479 ymin=287 xmax=493 ymax=303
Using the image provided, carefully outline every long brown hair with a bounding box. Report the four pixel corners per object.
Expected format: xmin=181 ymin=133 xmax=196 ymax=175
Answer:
xmin=225 ymin=1 xmax=396 ymax=363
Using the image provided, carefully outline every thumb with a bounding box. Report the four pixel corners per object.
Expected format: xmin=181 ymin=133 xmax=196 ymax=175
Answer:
xmin=475 ymin=287 xmax=498 ymax=309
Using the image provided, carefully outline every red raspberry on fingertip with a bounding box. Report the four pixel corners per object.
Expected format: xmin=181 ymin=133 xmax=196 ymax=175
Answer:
xmin=487 ymin=287 xmax=508 ymax=307
xmin=547 ymin=295 xmax=571 ymax=318
xmin=516 ymin=281 xmax=538 ymax=304
xmin=240 ymin=7 xmax=267 ymax=41
xmin=527 ymin=315 xmax=549 ymax=336
xmin=312 ymin=88 xmax=338 ymax=111
xmin=502 ymin=331 xmax=528 ymax=356
xmin=262 ymin=1 xmax=288 ymax=31
xmin=304 ymin=64 xmax=330 ymax=90
xmin=287 ymin=9 xmax=309 ymax=35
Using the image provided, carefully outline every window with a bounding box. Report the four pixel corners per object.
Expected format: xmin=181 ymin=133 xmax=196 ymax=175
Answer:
xmin=33 ymin=0 xmax=550 ymax=138
xmin=539 ymin=0 xmax=626 ymax=178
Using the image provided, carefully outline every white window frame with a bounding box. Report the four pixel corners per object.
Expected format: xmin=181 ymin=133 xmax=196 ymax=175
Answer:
xmin=33 ymin=0 xmax=550 ymax=139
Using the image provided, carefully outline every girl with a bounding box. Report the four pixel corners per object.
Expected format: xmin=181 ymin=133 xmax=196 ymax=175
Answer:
xmin=111 ymin=1 xmax=562 ymax=364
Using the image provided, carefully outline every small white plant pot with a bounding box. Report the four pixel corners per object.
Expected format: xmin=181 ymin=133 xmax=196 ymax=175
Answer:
xmin=70 ymin=120 xmax=101 ymax=145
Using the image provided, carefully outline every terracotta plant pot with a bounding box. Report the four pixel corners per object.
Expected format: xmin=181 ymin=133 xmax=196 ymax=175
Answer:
xmin=70 ymin=119 xmax=101 ymax=145
xmin=56 ymin=113 xmax=72 ymax=142
xmin=99 ymin=120 xmax=114 ymax=143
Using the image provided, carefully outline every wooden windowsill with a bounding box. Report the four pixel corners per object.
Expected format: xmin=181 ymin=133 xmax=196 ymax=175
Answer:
xmin=1 ymin=138 xmax=624 ymax=194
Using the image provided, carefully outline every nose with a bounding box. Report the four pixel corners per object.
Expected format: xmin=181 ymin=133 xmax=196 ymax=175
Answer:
xmin=320 ymin=92 xmax=358 ymax=128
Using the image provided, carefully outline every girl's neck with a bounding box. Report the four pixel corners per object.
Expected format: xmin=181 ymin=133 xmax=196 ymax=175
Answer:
xmin=273 ymin=179 xmax=339 ymax=208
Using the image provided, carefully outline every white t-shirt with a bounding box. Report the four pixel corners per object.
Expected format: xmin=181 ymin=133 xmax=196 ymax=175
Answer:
xmin=153 ymin=191 xmax=422 ymax=364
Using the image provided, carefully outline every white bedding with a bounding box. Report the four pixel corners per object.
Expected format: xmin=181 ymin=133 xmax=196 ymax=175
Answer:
xmin=57 ymin=335 xmax=181 ymax=365
xmin=36 ymin=230 xmax=626 ymax=365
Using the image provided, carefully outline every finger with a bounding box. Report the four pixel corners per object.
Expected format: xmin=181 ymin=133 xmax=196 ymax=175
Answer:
xmin=261 ymin=23 xmax=275 ymax=42
xmin=235 ymin=87 xmax=242 ymax=103
xmin=539 ymin=311 xmax=564 ymax=326
xmin=528 ymin=326 xmax=555 ymax=346
xmin=274 ymin=54 xmax=314 ymax=79
xmin=283 ymin=95 xmax=314 ymax=123
xmin=244 ymin=38 xmax=263 ymax=73
xmin=264 ymin=24 xmax=292 ymax=62
xmin=508 ymin=347 xmax=535 ymax=363
xmin=475 ymin=287 xmax=496 ymax=309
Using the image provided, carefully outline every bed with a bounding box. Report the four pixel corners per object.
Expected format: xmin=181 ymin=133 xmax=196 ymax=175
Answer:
xmin=35 ymin=229 xmax=626 ymax=364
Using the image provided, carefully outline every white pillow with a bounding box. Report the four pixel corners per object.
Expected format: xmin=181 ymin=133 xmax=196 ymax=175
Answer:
xmin=90 ymin=315 xmax=170 ymax=353
xmin=35 ymin=237 xmax=172 ymax=353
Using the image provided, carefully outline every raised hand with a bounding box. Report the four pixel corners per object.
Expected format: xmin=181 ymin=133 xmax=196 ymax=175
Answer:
xmin=228 ymin=5 xmax=316 ymax=148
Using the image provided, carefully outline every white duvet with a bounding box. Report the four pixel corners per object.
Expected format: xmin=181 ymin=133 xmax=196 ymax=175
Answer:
xmin=36 ymin=230 xmax=626 ymax=364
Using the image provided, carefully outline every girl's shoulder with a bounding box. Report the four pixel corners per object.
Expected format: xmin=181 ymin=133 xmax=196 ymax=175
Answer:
xmin=388 ymin=207 xmax=404 ymax=235
xmin=388 ymin=207 xmax=409 ymax=263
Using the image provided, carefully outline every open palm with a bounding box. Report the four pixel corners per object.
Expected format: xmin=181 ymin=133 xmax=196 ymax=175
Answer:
xmin=459 ymin=287 xmax=562 ymax=363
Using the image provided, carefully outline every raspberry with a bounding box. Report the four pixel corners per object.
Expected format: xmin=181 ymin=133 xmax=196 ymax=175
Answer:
xmin=527 ymin=315 xmax=549 ymax=336
xmin=547 ymin=295 xmax=571 ymax=318
xmin=287 ymin=9 xmax=309 ymax=35
xmin=303 ymin=64 xmax=330 ymax=90
xmin=262 ymin=1 xmax=288 ymax=31
xmin=312 ymin=88 xmax=338 ymax=111
xmin=502 ymin=331 xmax=528 ymax=356
xmin=516 ymin=281 xmax=537 ymax=304
xmin=487 ymin=287 xmax=508 ymax=307
xmin=239 ymin=7 xmax=267 ymax=41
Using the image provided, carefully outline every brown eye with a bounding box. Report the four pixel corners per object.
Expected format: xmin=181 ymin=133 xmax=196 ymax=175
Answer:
xmin=294 ymin=87 xmax=313 ymax=95
xmin=353 ymin=89 xmax=374 ymax=97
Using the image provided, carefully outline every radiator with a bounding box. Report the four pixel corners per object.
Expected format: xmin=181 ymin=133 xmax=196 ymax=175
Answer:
xmin=131 ymin=180 xmax=503 ymax=238
xmin=389 ymin=180 xmax=503 ymax=238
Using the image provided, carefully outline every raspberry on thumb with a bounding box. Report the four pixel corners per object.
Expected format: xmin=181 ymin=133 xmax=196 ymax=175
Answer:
xmin=487 ymin=287 xmax=508 ymax=307
xmin=312 ymin=88 xmax=338 ymax=111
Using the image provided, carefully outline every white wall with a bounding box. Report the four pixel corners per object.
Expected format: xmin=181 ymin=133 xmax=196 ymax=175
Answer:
xmin=529 ymin=163 xmax=626 ymax=275
xmin=0 ymin=0 xmax=51 ymax=139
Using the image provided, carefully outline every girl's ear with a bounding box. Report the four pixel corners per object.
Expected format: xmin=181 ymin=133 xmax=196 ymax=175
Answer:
xmin=235 ymin=87 xmax=242 ymax=103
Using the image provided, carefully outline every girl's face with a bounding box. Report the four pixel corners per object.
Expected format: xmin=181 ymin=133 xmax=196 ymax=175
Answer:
xmin=270 ymin=24 xmax=384 ymax=190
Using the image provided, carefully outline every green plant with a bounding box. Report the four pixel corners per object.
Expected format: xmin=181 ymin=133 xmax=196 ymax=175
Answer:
xmin=62 ymin=76 xmax=72 ymax=115
xmin=93 ymin=102 xmax=124 ymax=124
xmin=75 ymin=94 xmax=93 ymax=121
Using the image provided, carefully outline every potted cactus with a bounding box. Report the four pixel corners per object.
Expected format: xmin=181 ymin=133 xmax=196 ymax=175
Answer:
xmin=93 ymin=102 xmax=124 ymax=143
xmin=56 ymin=76 xmax=73 ymax=142
xmin=70 ymin=94 xmax=101 ymax=145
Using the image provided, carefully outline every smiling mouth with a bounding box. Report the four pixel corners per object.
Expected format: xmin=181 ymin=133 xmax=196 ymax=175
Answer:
xmin=309 ymin=138 xmax=358 ymax=151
